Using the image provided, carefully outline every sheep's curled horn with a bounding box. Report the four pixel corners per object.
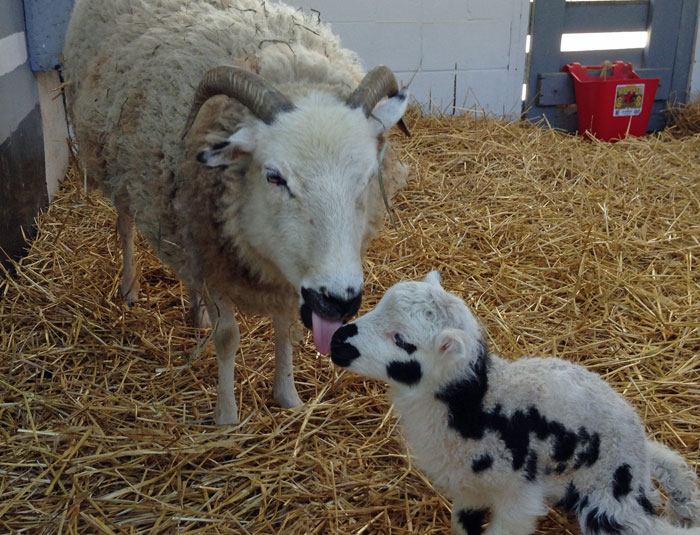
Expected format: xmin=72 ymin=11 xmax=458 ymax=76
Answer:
xmin=346 ymin=66 xmax=410 ymax=137
xmin=182 ymin=66 xmax=295 ymax=137
xmin=182 ymin=65 xmax=409 ymax=137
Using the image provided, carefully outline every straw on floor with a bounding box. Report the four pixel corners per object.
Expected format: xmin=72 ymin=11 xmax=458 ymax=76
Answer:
xmin=1 ymin=108 xmax=699 ymax=534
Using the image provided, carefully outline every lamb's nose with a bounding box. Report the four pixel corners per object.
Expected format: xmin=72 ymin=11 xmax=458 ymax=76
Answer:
xmin=330 ymin=323 xmax=360 ymax=367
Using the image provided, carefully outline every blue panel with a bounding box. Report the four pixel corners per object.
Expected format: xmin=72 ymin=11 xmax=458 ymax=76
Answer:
xmin=644 ymin=0 xmax=681 ymax=69
xmin=524 ymin=0 xmax=568 ymax=124
xmin=669 ymin=0 xmax=698 ymax=99
xmin=23 ymin=0 xmax=76 ymax=71
xmin=564 ymin=2 xmax=649 ymax=33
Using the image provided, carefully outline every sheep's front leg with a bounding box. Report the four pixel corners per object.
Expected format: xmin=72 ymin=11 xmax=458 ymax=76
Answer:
xmin=205 ymin=295 xmax=240 ymax=425
xmin=272 ymin=315 xmax=302 ymax=409
xmin=117 ymin=209 xmax=139 ymax=305
xmin=186 ymin=287 xmax=210 ymax=329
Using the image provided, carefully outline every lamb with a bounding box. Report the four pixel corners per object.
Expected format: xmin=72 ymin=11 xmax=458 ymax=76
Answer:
xmin=330 ymin=272 xmax=700 ymax=535
xmin=62 ymin=0 xmax=410 ymax=425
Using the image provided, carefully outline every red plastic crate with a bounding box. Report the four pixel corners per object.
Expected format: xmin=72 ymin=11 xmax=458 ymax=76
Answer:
xmin=563 ymin=62 xmax=659 ymax=141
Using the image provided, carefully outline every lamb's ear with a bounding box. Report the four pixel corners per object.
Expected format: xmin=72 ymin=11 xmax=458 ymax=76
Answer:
xmin=370 ymin=89 xmax=409 ymax=135
xmin=196 ymin=127 xmax=255 ymax=167
xmin=424 ymin=270 xmax=442 ymax=287
xmin=435 ymin=328 xmax=468 ymax=360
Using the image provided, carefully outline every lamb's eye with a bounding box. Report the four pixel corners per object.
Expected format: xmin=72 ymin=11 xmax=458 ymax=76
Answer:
xmin=394 ymin=333 xmax=417 ymax=354
xmin=265 ymin=167 xmax=287 ymax=187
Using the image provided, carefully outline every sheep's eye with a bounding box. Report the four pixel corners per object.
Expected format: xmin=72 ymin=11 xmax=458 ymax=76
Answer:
xmin=265 ymin=167 xmax=287 ymax=187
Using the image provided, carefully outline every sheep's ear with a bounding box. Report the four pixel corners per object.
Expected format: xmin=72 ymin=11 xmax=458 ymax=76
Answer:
xmin=196 ymin=127 xmax=255 ymax=167
xmin=435 ymin=328 xmax=468 ymax=360
xmin=370 ymin=89 xmax=409 ymax=135
xmin=424 ymin=270 xmax=442 ymax=287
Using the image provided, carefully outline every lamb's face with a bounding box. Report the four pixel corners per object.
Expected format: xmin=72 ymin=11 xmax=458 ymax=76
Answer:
xmin=330 ymin=272 xmax=484 ymax=390
xmin=196 ymin=91 xmax=408 ymax=354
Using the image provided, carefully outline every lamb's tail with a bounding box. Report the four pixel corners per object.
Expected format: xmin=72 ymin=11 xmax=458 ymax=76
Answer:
xmin=647 ymin=439 xmax=700 ymax=528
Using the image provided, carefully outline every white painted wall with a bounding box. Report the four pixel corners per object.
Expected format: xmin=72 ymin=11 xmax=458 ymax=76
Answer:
xmin=284 ymin=0 xmax=531 ymax=117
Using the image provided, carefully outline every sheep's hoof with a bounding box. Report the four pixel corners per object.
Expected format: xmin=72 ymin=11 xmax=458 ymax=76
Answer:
xmin=273 ymin=388 xmax=303 ymax=409
xmin=121 ymin=291 xmax=138 ymax=307
xmin=120 ymin=280 xmax=140 ymax=306
xmin=188 ymin=306 xmax=211 ymax=329
xmin=215 ymin=400 xmax=239 ymax=426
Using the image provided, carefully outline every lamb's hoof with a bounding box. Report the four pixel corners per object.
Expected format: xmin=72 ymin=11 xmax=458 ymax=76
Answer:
xmin=273 ymin=389 xmax=303 ymax=409
xmin=214 ymin=400 xmax=239 ymax=426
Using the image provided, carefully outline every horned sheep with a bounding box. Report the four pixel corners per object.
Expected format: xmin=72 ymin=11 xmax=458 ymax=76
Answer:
xmin=62 ymin=0 xmax=409 ymax=425
xmin=331 ymin=272 xmax=700 ymax=535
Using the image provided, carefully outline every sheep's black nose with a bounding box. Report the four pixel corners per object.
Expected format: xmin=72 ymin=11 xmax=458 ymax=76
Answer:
xmin=330 ymin=323 xmax=360 ymax=367
xmin=300 ymin=287 xmax=362 ymax=327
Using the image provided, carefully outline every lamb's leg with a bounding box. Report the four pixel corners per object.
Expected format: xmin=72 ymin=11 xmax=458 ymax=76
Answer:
xmin=451 ymin=502 xmax=489 ymax=535
xmin=648 ymin=439 xmax=700 ymax=527
xmin=272 ymin=315 xmax=303 ymax=409
xmin=117 ymin=209 xmax=139 ymax=305
xmin=484 ymin=510 xmax=538 ymax=535
xmin=205 ymin=294 xmax=239 ymax=425
xmin=484 ymin=494 xmax=542 ymax=535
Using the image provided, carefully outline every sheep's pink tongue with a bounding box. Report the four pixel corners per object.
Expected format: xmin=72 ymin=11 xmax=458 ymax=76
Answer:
xmin=312 ymin=313 xmax=342 ymax=355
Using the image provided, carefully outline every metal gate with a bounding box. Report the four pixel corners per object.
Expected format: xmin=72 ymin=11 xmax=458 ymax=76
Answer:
xmin=524 ymin=0 xmax=699 ymax=132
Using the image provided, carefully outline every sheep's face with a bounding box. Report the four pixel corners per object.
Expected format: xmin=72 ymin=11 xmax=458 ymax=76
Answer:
xmin=196 ymin=91 xmax=408 ymax=354
xmin=330 ymin=272 xmax=485 ymax=390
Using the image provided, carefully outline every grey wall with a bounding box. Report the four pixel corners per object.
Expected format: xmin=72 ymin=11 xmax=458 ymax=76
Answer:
xmin=0 ymin=0 xmax=48 ymax=271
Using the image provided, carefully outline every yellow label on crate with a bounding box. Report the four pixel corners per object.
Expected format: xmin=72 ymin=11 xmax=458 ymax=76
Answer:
xmin=614 ymin=84 xmax=645 ymax=117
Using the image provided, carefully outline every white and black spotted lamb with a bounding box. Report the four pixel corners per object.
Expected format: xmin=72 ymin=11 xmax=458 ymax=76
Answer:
xmin=330 ymin=271 xmax=700 ymax=535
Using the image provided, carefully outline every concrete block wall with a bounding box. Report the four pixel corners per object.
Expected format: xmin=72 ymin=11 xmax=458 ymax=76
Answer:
xmin=4 ymin=0 xmax=700 ymax=273
xmin=285 ymin=0 xmax=531 ymax=117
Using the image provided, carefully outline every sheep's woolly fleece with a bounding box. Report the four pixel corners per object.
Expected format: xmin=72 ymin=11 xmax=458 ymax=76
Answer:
xmin=62 ymin=0 xmax=407 ymax=318
xmin=1 ymin=109 xmax=699 ymax=534
xmin=61 ymin=0 xmax=410 ymax=425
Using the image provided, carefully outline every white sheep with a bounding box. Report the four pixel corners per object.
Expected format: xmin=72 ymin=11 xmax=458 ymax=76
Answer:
xmin=62 ymin=0 xmax=410 ymax=425
xmin=330 ymin=272 xmax=700 ymax=535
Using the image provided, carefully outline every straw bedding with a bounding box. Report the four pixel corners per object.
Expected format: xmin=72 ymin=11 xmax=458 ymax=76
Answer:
xmin=1 ymin=109 xmax=699 ymax=534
